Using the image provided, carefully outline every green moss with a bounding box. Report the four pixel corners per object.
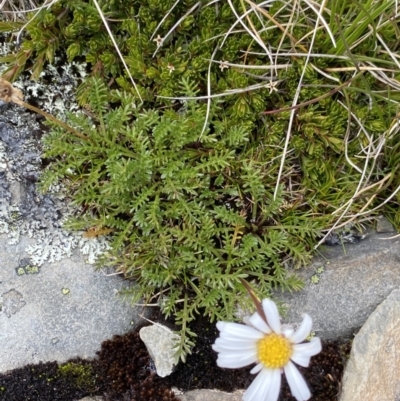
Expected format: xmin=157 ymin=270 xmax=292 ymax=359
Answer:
xmin=58 ymin=362 xmax=95 ymax=391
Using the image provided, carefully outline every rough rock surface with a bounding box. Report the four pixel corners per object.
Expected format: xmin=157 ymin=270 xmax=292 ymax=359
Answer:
xmin=178 ymin=389 xmax=244 ymax=401
xmin=77 ymin=389 xmax=244 ymax=401
xmin=0 ymin=103 xmax=110 ymax=266
xmin=139 ymin=323 xmax=180 ymax=377
xmin=274 ymin=233 xmax=400 ymax=340
xmin=0 ymin=99 xmax=148 ymax=374
xmin=78 ymin=397 xmax=105 ymax=401
xmin=0 ymin=233 xmax=146 ymax=373
xmin=339 ymin=288 xmax=400 ymax=401
xmin=376 ymin=215 xmax=395 ymax=233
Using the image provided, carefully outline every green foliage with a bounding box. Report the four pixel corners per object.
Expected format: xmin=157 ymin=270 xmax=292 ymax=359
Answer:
xmin=41 ymin=77 xmax=311 ymax=360
xmin=7 ymin=0 xmax=400 ymax=360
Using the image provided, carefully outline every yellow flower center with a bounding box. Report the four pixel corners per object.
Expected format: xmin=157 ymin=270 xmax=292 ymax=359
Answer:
xmin=257 ymin=333 xmax=292 ymax=369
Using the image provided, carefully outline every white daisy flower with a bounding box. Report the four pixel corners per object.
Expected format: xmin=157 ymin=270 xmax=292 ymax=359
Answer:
xmin=212 ymin=299 xmax=322 ymax=401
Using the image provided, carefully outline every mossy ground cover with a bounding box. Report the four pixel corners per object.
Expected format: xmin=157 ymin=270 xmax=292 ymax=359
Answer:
xmin=0 ymin=312 xmax=352 ymax=401
xmin=0 ymin=359 xmax=102 ymax=401
xmin=0 ymin=0 xmax=399 ymax=361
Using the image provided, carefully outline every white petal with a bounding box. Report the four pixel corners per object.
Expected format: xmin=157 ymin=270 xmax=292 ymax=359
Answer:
xmin=217 ymin=334 xmax=259 ymax=345
xmin=281 ymin=324 xmax=295 ymax=338
xmin=217 ymin=352 xmax=258 ymax=369
xmin=212 ymin=344 xmax=257 ymax=356
xmin=265 ymin=369 xmax=281 ymax=401
xmin=291 ymin=338 xmax=322 ymax=367
xmin=216 ymin=321 xmax=227 ymax=331
xmin=212 ymin=345 xmax=255 ymax=356
xmin=290 ymin=352 xmax=311 ymax=368
xmin=215 ymin=338 xmax=258 ymax=352
xmin=289 ymin=314 xmax=312 ymax=344
xmin=218 ymin=322 xmax=265 ymax=340
xmin=262 ymin=299 xmax=281 ymax=334
xmin=214 ymin=336 xmax=254 ymax=346
xmin=243 ymin=368 xmax=273 ymax=401
xmin=213 ymin=337 xmax=257 ymax=350
xmin=212 ymin=344 xmax=256 ymax=354
xmin=250 ymin=362 xmax=264 ymax=374
xmin=284 ymin=361 xmax=311 ymax=401
xmin=249 ymin=311 xmax=271 ymax=334
xmin=218 ymin=350 xmax=258 ymax=360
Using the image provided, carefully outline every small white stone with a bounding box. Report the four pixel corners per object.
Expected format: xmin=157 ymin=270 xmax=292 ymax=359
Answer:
xmin=139 ymin=324 xmax=180 ymax=377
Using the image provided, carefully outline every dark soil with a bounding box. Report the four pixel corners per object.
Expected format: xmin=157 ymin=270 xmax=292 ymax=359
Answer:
xmin=0 ymin=359 xmax=101 ymax=401
xmin=0 ymin=309 xmax=351 ymax=401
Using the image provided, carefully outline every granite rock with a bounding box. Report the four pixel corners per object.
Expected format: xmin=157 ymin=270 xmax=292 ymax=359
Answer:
xmin=0 ymin=80 xmax=151 ymax=375
xmin=0 ymin=233 xmax=146 ymax=373
xmin=274 ymin=233 xmax=400 ymax=340
xmin=77 ymin=390 xmax=244 ymax=401
xmin=178 ymin=389 xmax=244 ymax=401
xmin=339 ymin=289 xmax=400 ymax=401
xmin=78 ymin=397 xmax=105 ymax=401
xmin=376 ymin=215 xmax=395 ymax=233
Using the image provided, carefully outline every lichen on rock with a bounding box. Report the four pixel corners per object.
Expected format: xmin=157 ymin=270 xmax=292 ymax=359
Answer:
xmin=0 ymin=37 xmax=109 ymax=267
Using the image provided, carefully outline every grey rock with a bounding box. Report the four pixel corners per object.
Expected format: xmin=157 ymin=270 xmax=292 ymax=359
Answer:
xmin=0 ymin=79 xmax=149 ymax=374
xmin=77 ymin=390 xmax=244 ymax=401
xmin=339 ymin=289 xmax=400 ymax=401
xmin=178 ymin=389 xmax=244 ymax=401
xmin=1 ymin=288 xmax=26 ymax=317
xmin=376 ymin=215 xmax=395 ymax=233
xmin=9 ymin=181 xmax=25 ymax=205
xmin=78 ymin=397 xmax=105 ymax=401
xmin=139 ymin=323 xmax=180 ymax=377
xmin=274 ymin=233 xmax=400 ymax=340
xmin=0 ymin=233 xmax=146 ymax=373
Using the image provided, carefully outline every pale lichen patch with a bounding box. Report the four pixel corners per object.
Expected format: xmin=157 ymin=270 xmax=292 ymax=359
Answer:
xmin=0 ymin=35 xmax=108 ymax=268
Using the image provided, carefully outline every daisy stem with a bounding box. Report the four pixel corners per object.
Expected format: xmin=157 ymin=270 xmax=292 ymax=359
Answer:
xmin=239 ymin=278 xmax=268 ymax=324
